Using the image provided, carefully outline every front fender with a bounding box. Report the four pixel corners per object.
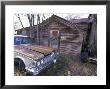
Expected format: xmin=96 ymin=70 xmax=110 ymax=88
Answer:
xmin=14 ymin=56 xmax=27 ymax=67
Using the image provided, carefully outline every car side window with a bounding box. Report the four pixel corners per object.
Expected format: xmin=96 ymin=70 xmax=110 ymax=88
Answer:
xmin=22 ymin=38 xmax=28 ymax=44
xmin=16 ymin=37 xmax=20 ymax=41
xmin=14 ymin=37 xmax=21 ymax=45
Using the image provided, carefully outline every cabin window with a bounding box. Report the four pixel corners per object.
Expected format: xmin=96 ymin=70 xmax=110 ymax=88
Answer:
xmin=37 ymin=62 xmax=40 ymax=66
xmin=50 ymin=30 xmax=59 ymax=37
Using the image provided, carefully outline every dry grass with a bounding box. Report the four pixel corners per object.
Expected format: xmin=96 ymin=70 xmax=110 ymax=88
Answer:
xmin=39 ymin=54 xmax=97 ymax=76
xmin=68 ymin=59 xmax=97 ymax=76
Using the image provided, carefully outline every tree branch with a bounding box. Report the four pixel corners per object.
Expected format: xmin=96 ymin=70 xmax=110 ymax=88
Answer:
xmin=17 ymin=14 xmax=25 ymax=29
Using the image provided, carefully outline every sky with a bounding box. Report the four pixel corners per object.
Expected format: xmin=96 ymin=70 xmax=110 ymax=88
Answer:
xmin=14 ymin=13 xmax=89 ymax=30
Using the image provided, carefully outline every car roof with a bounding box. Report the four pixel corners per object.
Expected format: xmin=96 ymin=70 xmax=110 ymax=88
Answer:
xmin=14 ymin=35 xmax=29 ymax=38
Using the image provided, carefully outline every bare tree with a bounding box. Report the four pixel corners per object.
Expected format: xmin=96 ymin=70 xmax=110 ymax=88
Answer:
xmin=36 ymin=14 xmax=45 ymax=45
xmin=65 ymin=14 xmax=80 ymax=20
xmin=36 ymin=14 xmax=41 ymax=45
xmin=42 ymin=14 xmax=45 ymax=22
xmin=17 ymin=14 xmax=25 ymax=29
xmin=27 ymin=13 xmax=44 ymax=45
xmin=16 ymin=13 xmax=45 ymax=44
xmin=27 ymin=14 xmax=35 ymax=38
xmin=15 ymin=14 xmax=26 ymax=35
xmin=14 ymin=21 xmax=18 ymax=30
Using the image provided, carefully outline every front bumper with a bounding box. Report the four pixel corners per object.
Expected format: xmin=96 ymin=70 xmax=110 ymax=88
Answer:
xmin=26 ymin=67 xmax=39 ymax=75
xmin=26 ymin=52 xmax=59 ymax=75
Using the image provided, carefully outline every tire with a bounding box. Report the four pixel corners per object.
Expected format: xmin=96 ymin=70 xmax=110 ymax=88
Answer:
xmin=14 ymin=58 xmax=25 ymax=71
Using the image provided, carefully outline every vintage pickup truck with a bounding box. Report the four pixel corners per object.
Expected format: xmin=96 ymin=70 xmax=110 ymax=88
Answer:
xmin=14 ymin=35 xmax=59 ymax=75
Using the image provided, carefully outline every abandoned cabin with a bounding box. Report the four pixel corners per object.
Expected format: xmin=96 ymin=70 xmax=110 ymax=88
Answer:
xmin=15 ymin=14 xmax=97 ymax=56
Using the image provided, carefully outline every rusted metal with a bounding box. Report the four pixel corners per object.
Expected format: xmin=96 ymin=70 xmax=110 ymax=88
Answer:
xmin=14 ymin=45 xmax=54 ymax=60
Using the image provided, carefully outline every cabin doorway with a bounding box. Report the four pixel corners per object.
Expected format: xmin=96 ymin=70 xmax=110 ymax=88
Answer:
xmin=49 ymin=30 xmax=60 ymax=52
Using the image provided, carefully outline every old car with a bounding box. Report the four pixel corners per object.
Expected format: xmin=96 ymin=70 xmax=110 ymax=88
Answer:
xmin=14 ymin=35 xmax=59 ymax=75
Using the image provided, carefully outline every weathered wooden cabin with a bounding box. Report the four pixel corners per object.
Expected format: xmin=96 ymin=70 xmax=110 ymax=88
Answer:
xmin=15 ymin=14 xmax=89 ymax=56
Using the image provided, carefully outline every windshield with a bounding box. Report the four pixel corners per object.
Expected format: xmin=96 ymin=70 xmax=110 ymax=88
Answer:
xmin=14 ymin=36 xmax=30 ymax=45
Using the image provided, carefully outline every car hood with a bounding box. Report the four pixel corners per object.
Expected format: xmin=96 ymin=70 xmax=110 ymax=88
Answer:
xmin=14 ymin=45 xmax=54 ymax=60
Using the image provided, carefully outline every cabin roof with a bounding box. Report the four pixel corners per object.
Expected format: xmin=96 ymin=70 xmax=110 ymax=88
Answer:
xmin=16 ymin=14 xmax=89 ymax=31
xmin=70 ymin=18 xmax=89 ymax=24
xmin=39 ymin=14 xmax=77 ymax=29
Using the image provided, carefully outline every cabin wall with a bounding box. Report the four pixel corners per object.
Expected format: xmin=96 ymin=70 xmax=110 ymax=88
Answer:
xmin=46 ymin=21 xmax=84 ymax=56
xmin=16 ymin=21 xmax=88 ymax=56
xmin=60 ymin=33 xmax=83 ymax=55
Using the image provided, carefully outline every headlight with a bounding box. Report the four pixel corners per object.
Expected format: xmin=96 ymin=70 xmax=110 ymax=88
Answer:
xmin=28 ymin=68 xmax=35 ymax=73
xmin=51 ymin=52 xmax=54 ymax=57
xmin=32 ymin=61 xmax=36 ymax=67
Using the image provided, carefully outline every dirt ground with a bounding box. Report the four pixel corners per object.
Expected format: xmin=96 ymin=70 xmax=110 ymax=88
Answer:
xmin=14 ymin=54 xmax=97 ymax=76
xmin=38 ymin=55 xmax=97 ymax=76
xmin=68 ymin=59 xmax=97 ymax=76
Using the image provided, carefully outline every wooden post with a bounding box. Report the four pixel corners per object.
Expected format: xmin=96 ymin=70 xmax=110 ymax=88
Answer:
xmin=48 ymin=28 xmax=50 ymax=47
xmin=38 ymin=28 xmax=40 ymax=45
xmin=58 ymin=32 xmax=60 ymax=54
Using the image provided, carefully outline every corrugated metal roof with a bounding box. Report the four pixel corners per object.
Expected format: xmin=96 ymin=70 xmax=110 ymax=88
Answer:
xmin=70 ymin=18 xmax=89 ymax=24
